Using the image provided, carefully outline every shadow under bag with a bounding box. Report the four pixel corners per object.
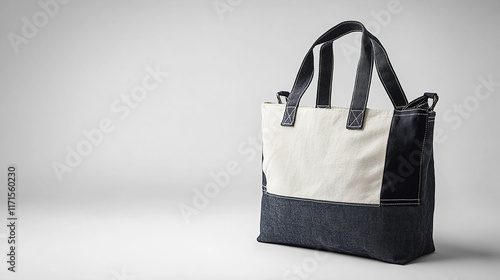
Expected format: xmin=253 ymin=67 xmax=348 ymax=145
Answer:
xmin=257 ymin=21 xmax=438 ymax=264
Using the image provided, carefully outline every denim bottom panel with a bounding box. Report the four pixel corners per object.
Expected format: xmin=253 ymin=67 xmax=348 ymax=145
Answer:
xmin=257 ymin=192 xmax=435 ymax=264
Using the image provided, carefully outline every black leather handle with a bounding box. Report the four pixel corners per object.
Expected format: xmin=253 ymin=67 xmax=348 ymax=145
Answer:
xmin=370 ymin=34 xmax=408 ymax=109
xmin=316 ymin=41 xmax=334 ymax=109
xmin=281 ymin=21 xmax=409 ymax=129
xmin=281 ymin=21 xmax=373 ymax=128
xmin=316 ymin=36 xmax=408 ymax=110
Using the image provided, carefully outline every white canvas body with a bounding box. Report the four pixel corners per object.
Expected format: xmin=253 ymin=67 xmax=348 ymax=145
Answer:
xmin=261 ymin=103 xmax=395 ymax=205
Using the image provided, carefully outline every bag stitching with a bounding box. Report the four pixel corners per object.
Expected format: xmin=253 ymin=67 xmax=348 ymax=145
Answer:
xmin=394 ymin=108 xmax=429 ymax=112
xmin=349 ymin=109 xmax=365 ymax=126
xmin=265 ymin=191 xmax=380 ymax=207
xmin=380 ymin=202 xmax=419 ymax=206
xmin=393 ymin=113 xmax=429 ymax=116
xmin=380 ymin=198 xmax=419 ymax=201
xmin=375 ymin=55 xmax=397 ymax=107
xmin=382 ymin=46 xmax=407 ymax=103
xmin=417 ymin=114 xmax=429 ymax=206
xmin=282 ymin=106 xmax=297 ymax=125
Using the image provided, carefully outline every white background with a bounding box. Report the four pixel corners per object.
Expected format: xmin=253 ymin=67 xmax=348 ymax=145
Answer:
xmin=0 ymin=0 xmax=499 ymax=279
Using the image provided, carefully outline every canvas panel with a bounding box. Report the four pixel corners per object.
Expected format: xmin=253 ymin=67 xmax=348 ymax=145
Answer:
xmin=261 ymin=103 xmax=394 ymax=205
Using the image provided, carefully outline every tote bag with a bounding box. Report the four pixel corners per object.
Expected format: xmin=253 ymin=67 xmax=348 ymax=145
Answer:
xmin=257 ymin=21 xmax=438 ymax=264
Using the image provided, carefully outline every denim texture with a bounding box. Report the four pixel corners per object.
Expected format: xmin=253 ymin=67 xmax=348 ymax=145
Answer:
xmin=257 ymin=180 xmax=435 ymax=264
xmin=257 ymin=117 xmax=436 ymax=264
xmin=257 ymin=122 xmax=435 ymax=264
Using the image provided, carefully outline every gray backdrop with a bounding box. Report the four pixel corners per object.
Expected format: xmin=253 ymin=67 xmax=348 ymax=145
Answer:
xmin=1 ymin=0 xmax=499 ymax=279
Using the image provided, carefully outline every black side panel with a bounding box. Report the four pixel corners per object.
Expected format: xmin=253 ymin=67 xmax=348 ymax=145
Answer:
xmin=380 ymin=110 xmax=429 ymax=205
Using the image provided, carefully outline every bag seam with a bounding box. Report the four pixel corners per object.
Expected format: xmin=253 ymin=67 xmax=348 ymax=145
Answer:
xmin=264 ymin=190 xmax=380 ymax=208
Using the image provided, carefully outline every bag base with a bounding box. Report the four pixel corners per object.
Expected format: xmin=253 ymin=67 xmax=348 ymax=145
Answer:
xmin=257 ymin=191 xmax=435 ymax=265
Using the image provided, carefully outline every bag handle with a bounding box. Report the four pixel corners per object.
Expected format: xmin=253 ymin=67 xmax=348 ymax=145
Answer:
xmin=281 ymin=21 xmax=409 ymax=129
xmin=316 ymin=41 xmax=334 ymax=108
xmin=315 ymin=35 xmax=408 ymax=110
